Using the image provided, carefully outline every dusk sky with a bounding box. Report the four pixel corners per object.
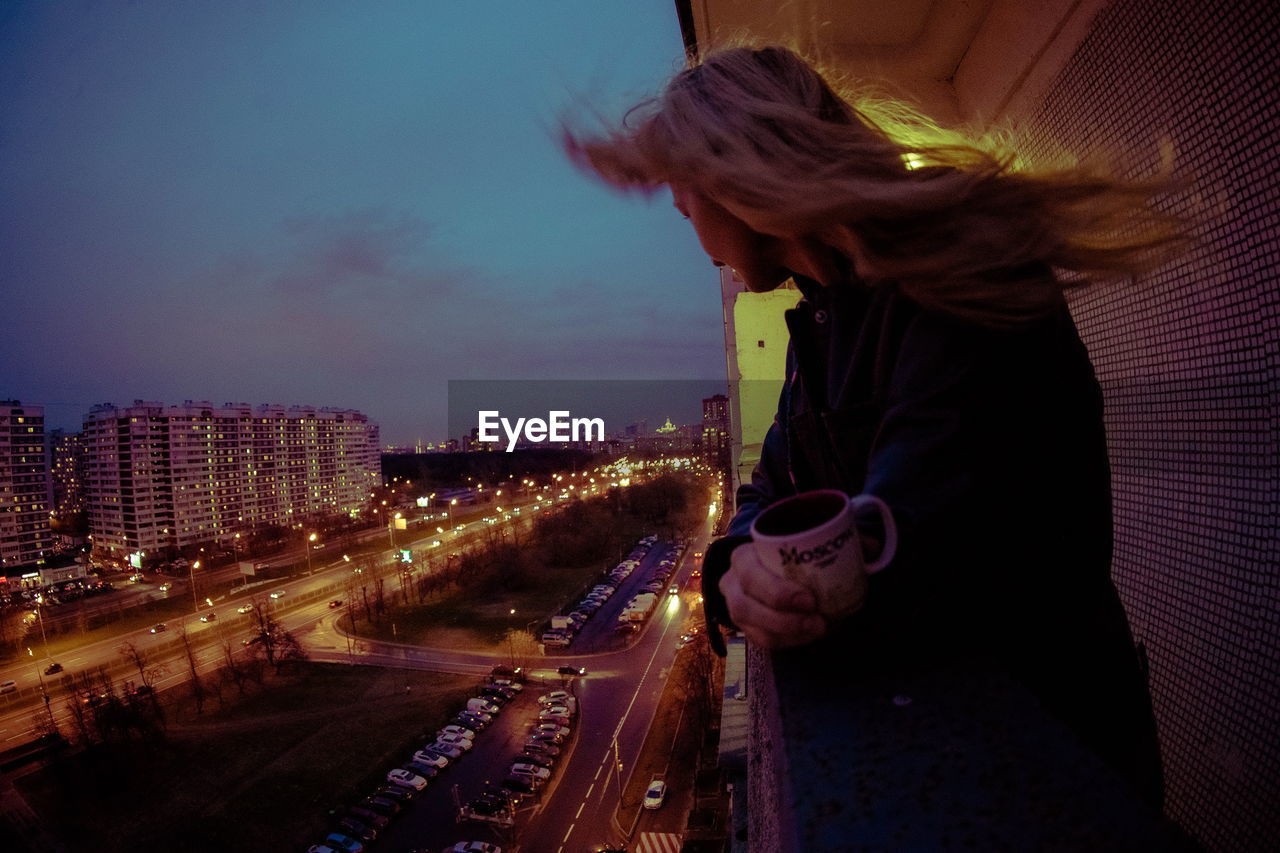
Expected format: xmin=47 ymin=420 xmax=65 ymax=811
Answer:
xmin=0 ymin=1 xmax=724 ymax=445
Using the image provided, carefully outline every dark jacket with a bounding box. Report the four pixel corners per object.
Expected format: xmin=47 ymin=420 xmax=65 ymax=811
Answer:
xmin=702 ymin=273 xmax=1164 ymax=806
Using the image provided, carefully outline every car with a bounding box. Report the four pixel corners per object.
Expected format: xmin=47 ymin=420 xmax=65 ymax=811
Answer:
xmin=329 ymin=599 xmax=343 ymax=608
xmin=515 ymin=751 xmax=554 ymax=768
xmin=269 ymin=589 xmax=286 ymax=599
xmin=437 ymin=732 xmax=473 ymax=750
xmin=528 ymin=730 xmax=565 ymax=745
xmin=509 ymin=763 xmax=551 ymax=781
xmin=404 ymin=761 xmax=441 ymax=779
xmin=386 ymin=769 xmax=428 ymax=790
xmin=346 ymin=807 xmax=389 ymax=828
xmin=500 ymin=775 xmax=535 ymax=795
xmin=362 ymin=796 xmax=402 ymax=816
xmin=158 ymin=582 xmax=172 ymax=592
xmin=490 ymin=677 xmax=523 ymax=691
xmin=444 ymin=843 xmax=503 ymax=853
xmin=521 ymin=740 xmax=560 ymax=757
xmin=438 ymin=725 xmax=475 ymax=739
xmin=308 ymin=846 xmax=341 ymax=853
xmin=374 ymin=785 xmax=414 ymax=803
xmin=199 ymin=612 xmax=217 ymax=622
xmin=540 ymin=703 xmax=573 ymax=717
xmin=44 ymin=662 xmax=63 ymax=675
xmin=538 ymin=714 xmax=572 ymax=728
xmin=490 ymin=665 xmax=523 ymax=681
xmin=452 ymin=713 xmax=489 ymax=730
xmin=335 ymin=817 xmax=377 ymax=842
xmin=643 ymin=778 xmax=667 ymax=809
xmin=538 ymin=690 xmax=572 ymax=705
xmin=325 ymin=832 xmax=365 ymax=853
xmin=533 ymin=723 xmax=570 ymax=737
xmin=129 ymin=573 xmax=145 ymax=582
xmin=427 ymin=742 xmax=464 ymax=760
xmin=411 ymin=750 xmax=448 ymax=768
xmin=149 ymin=622 xmax=167 ymax=633
xmin=557 ymin=665 xmax=586 ymax=676
xmin=237 ymin=603 xmax=254 ymax=614
xmin=129 ymin=684 xmax=153 ymax=697
xmin=668 ymin=585 xmax=680 ymax=595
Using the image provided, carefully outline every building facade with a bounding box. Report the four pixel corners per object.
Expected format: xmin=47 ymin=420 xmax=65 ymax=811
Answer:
xmin=49 ymin=429 xmax=86 ymax=522
xmin=0 ymin=401 xmax=55 ymax=574
xmin=83 ymin=401 xmax=379 ymax=563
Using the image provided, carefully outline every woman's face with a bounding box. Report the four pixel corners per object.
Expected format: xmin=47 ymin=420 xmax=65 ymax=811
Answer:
xmin=670 ymin=183 xmax=789 ymax=293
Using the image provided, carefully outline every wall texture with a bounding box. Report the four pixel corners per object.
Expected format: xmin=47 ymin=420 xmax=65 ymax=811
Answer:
xmin=1024 ymin=1 xmax=1278 ymax=849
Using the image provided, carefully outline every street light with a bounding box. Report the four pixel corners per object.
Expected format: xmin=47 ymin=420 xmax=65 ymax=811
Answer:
xmin=189 ymin=560 xmax=201 ymax=616
xmin=305 ymin=532 xmax=318 ymax=575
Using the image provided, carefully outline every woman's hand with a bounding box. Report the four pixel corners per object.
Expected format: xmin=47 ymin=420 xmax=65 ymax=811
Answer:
xmin=719 ymin=542 xmax=828 ymax=648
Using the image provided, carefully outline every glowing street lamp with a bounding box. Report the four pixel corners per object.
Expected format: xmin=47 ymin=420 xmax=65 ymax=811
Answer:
xmin=189 ymin=560 xmax=202 ymax=615
xmin=305 ymin=532 xmax=318 ymax=575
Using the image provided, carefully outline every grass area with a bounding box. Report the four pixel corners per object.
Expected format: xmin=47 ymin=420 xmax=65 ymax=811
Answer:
xmin=354 ymin=556 xmax=607 ymax=650
xmin=16 ymin=662 xmax=474 ymax=852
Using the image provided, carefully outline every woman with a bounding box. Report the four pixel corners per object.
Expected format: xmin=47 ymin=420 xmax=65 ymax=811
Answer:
xmin=565 ymin=45 xmax=1182 ymax=807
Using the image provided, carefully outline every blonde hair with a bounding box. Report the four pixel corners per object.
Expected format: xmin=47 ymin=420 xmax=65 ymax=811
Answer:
xmin=564 ymin=45 xmax=1188 ymax=325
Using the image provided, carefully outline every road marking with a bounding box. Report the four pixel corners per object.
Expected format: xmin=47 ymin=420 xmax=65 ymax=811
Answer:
xmin=594 ymin=763 xmax=604 ymax=781
xmin=575 ymin=801 xmax=585 ymax=818
xmin=585 ymin=781 xmax=594 ymax=799
xmin=562 ymin=824 xmax=575 ymax=843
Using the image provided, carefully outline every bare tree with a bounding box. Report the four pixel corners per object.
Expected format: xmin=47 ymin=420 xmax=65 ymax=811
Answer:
xmin=176 ymin=624 xmax=207 ymax=714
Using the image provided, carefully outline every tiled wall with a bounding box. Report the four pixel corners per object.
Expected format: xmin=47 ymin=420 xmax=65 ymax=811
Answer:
xmin=1027 ymin=0 xmax=1278 ymax=849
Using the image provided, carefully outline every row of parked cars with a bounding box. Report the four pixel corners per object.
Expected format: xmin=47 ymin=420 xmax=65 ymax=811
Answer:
xmin=542 ymin=536 xmax=660 ymax=648
xmin=306 ymin=680 xmax=523 ymax=853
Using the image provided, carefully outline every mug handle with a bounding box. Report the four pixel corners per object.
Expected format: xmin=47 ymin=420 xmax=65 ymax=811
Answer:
xmin=848 ymin=494 xmax=898 ymax=573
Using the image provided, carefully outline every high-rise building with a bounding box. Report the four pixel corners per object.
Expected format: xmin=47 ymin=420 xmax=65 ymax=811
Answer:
xmin=702 ymin=393 xmax=731 ymax=467
xmin=50 ymin=429 xmax=86 ymax=522
xmin=83 ymin=401 xmax=379 ymax=563
xmin=0 ymin=401 xmax=55 ymax=573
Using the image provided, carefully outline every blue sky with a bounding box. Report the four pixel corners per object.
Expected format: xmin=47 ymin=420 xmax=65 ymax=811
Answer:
xmin=0 ymin=1 xmax=724 ymax=444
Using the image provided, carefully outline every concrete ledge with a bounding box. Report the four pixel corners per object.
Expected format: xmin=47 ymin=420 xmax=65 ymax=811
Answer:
xmin=748 ymin=647 xmax=1196 ymax=851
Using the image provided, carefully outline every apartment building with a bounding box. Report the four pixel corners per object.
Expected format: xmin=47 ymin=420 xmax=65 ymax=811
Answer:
xmin=83 ymin=401 xmax=379 ymax=562
xmin=0 ymin=401 xmax=55 ymax=573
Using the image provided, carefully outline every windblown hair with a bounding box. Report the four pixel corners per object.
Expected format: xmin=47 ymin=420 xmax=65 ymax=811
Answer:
xmin=564 ymin=45 xmax=1188 ymax=325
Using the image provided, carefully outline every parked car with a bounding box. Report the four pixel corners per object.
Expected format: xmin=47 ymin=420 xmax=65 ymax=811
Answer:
xmin=404 ymin=761 xmax=440 ymax=779
xmin=500 ymin=775 xmax=535 ymax=795
xmin=374 ymin=785 xmax=414 ymax=803
xmin=528 ymin=730 xmax=565 ymax=745
xmin=411 ymin=750 xmax=448 ymax=768
xmin=362 ymin=796 xmax=402 ymax=816
xmin=509 ymin=763 xmax=551 ymax=781
xmin=335 ymin=818 xmax=377 ymax=842
xmin=345 ymin=807 xmax=389 ymax=829
xmin=386 ymin=769 xmax=427 ymax=790
xmin=445 ymin=843 xmax=503 ymax=853
xmin=427 ymin=742 xmax=464 ymax=760
xmin=325 ymin=833 xmax=364 ymax=853
xmin=439 ymin=724 xmax=475 ymax=739
xmin=308 ymin=846 xmax=340 ymax=853
xmin=437 ymin=732 xmax=473 ymax=751
xmin=515 ymin=751 xmax=554 ymax=768
xmin=643 ymin=778 xmax=667 ymax=809
xmin=538 ymin=690 xmax=573 ymax=705
xmin=490 ymin=677 xmax=523 ymax=692
xmin=533 ymin=723 xmax=570 ymax=737
xmin=521 ymin=740 xmax=561 ymax=757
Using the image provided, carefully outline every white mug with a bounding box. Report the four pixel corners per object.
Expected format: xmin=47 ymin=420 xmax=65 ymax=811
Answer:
xmin=750 ymin=489 xmax=898 ymax=619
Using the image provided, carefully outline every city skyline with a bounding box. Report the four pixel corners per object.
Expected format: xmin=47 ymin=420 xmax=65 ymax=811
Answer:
xmin=0 ymin=2 xmax=723 ymax=445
